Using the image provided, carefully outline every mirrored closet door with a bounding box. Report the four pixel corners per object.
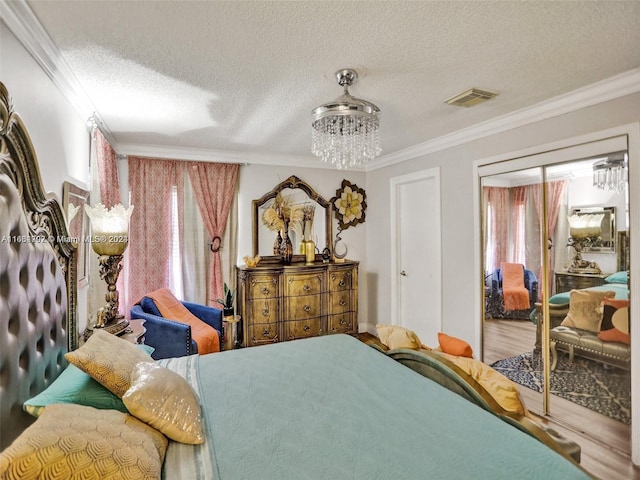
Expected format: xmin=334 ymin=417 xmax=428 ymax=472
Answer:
xmin=479 ymin=142 xmax=631 ymax=452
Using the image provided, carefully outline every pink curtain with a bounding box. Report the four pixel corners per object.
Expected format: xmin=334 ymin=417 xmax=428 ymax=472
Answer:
xmin=187 ymin=162 xmax=239 ymax=304
xmin=484 ymin=187 xmax=510 ymax=272
xmin=93 ymin=128 xmax=121 ymax=207
xmin=127 ymin=157 xmax=184 ymax=310
xmin=533 ymin=180 xmax=567 ymax=297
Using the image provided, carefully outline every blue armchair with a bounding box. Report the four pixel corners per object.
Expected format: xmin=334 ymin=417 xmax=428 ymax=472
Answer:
xmin=486 ymin=267 xmax=538 ymax=319
xmin=131 ymin=298 xmax=223 ymax=359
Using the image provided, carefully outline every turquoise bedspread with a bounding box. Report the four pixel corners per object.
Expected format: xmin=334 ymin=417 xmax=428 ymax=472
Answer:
xmin=549 ymin=282 xmax=629 ymax=304
xmin=194 ymin=335 xmax=590 ymax=480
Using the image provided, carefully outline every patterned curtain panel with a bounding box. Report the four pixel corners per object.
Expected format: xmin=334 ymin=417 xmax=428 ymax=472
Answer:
xmin=532 ymin=180 xmax=567 ymax=297
xmin=484 ymin=186 xmax=510 ymax=273
xmin=126 ymin=157 xmax=239 ymax=310
xmin=187 ymin=162 xmax=239 ymax=305
xmin=127 ymin=157 xmax=183 ymax=310
xmin=93 ymin=128 xmax=121 ymax=207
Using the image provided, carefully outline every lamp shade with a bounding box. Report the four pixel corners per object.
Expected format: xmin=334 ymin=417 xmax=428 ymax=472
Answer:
xmin=84 ymin=203 xmax=134 ymax=255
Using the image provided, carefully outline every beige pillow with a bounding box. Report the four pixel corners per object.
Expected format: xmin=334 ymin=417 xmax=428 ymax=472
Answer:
xmin=65 ymin=329 xmax=154 ymax=398
xmin=560 ymin=289 xmax=616 ymax=332
xmin=0 ymin=403 xmax=167 ymax=480
xmin=437 ymin=352 xmax=527 ymax=416
xmin=376 ymin=324 xmax=425 ymax=350
xmin=123 ymin=362 xmax=205 ymax=444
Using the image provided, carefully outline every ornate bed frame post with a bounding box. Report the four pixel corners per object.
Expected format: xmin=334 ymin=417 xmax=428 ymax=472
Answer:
xmin=0 ymin=81 xmax=78 ymax=449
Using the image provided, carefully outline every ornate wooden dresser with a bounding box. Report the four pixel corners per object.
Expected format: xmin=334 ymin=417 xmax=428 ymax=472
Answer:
xmin=237 ymin=260 xmax=358 ymax=347
xmin=554 ymin=271 xmax=609 ymax=294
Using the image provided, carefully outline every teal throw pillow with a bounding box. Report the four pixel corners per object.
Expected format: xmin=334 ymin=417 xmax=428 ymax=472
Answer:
xmin=604 ymin=271 xmax=628 ymax=284
xmin=24 ymin=343 xmax=154 ymax=417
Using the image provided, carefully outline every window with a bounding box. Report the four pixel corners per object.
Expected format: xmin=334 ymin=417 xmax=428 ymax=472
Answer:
xmin=168 ymin=187 xmax=183 ymax=299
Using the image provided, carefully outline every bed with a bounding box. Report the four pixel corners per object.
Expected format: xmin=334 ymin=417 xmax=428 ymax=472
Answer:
xmin=0 ymin=82 xmax=77 ymax=450
xmin=0 ymin=81 xmax=593 ymax=479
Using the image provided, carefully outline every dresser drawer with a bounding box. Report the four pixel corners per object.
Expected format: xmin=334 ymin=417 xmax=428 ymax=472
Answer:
xmin=327 ymin=313 xmax=354 ymax=334
xmin=555 ymin=273 xmax=607 ymax=294
xmin=247 ymin=274 xmax=279 ymax=299
xmin=247 ymin=323 xmax=279 ymax=346
xmin=329 ymin=290 xmax=352 ymax=314
xmin=285 ymin=294 xmax=322 ymax=321
xmin=246 ymin=298 xmax=279 ymax=325
xmin=329 ymin=270 xmax=352 ymax=292
xmin=285 ymin=273 xmax=323 ymax=296
xmin=284 ymin=318 xmax=322 ymax=340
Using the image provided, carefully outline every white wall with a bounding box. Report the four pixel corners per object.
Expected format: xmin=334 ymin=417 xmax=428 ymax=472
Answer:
xmin=1 ymin=21 xmax=91 ymax=332
xmin=366 ymin=92 xmax=640 ymax=349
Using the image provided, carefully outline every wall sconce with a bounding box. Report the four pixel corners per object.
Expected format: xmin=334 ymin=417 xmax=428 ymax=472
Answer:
xmin=84 ymin=203 xmax=134 ymax=337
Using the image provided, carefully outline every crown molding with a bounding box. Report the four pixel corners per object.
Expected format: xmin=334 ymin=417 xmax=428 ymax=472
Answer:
xmin=117 ymin=142 xmax=355 ymax=170
xmin=1 ymin=0 xmax=117 ymax=144
xmin=367 ymin=67 xmax=640 ymax=171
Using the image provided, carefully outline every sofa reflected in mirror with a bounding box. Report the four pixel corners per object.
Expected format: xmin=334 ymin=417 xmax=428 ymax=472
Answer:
xmin=485 ymin=264 xmax=538 ymax=320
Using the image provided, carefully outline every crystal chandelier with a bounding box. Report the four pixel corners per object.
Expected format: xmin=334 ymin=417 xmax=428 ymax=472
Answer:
xmin=592 ymin=152 xmax=628 ymax=192
xmin=311 ymin=69 xmax=381 ymax=169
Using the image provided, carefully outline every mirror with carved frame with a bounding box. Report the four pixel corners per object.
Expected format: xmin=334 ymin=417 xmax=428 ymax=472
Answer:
xmin=252 ymin=176 xmax=333 ymax=263
xmin=63 ymin=181 xmax=90 ymax=286
xmin=568 ymin=205 xmax=616 ymax=252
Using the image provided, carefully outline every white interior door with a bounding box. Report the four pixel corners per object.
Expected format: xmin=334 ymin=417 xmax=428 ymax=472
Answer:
xmin=390 ymin=168 xmax=442 ymax=347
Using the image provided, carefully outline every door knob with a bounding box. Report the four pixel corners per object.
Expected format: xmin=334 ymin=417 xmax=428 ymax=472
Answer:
xmin=400 ymin=270 xmax=407 ymax=276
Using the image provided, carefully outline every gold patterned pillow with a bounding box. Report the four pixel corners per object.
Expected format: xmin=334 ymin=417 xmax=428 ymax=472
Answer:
xmin=123 ymin=362 xmax=205 ymax=444
xmin=560 ymin=289 xmax=616 ymax=332
xmin=376 ymin=324 xmax=424 ymax=350
xmin=65 ymin=329 xmax=154 ymax=397
xmin=0 ymin=403 xmax=168 ymax=480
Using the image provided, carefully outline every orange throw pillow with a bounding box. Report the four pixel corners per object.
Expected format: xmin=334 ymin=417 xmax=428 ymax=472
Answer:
xmin=598 ymin=327 xmax=630 ymax=345
xmin=438 ymin=332 xmax=473 ymax=358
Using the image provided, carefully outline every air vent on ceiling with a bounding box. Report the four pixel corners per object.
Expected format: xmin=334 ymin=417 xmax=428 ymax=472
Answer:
xmin=445 ymin=88 xmax=498 ymax=107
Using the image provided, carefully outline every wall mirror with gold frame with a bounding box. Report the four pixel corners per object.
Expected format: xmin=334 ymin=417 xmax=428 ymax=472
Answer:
xmin=568 ymin=205 xmax=616 ymax=252
xmin=252 ymin=176 xmax=332 ymax=262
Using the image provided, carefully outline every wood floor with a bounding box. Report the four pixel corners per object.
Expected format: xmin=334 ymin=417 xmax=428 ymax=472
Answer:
xmin=484 ymin=319 xmax=639 ymax=480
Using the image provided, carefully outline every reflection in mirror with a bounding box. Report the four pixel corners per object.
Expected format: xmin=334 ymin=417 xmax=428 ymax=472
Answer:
xmin=252 ymin=176 xmax=332 ymax=261
xmin=568 ymin=206 xmax=615 ymax=251
xmin=481 ymin=167 xmax=545 ymax=414
xmin=63 ymin=181 xmax=90 ymax=286
xmin=257 ymin=188 xmax=326 ymax=255
xmin=482 ymin=151 xmax=632 ymax=444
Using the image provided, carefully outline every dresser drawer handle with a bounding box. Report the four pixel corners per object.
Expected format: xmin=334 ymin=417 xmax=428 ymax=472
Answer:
xmin=303 ymin=325 xmax=310 ymax=332
xmin=339 ymin=318 xmax=347 ymax=326
xmin=262 ymin=308 xmax=269 ymax=317
xmin=303 ymin=284 xmax=311 ymax=292
xmin=303 ymin=305 xmax=311 ymax=312
xmin=339 ymin=299 xmax=347 ymax=306
xmin=339 ymin=280 xmax=346 ymax=287
xmin=261 ymin=287 xmax=270 ymax=295
xmin=262 ymin=329 xmax=270 ymax=337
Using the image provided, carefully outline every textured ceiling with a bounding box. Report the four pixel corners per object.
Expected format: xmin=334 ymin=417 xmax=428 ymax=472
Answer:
xmin=25 ymin=0 xmax=640 ymax=167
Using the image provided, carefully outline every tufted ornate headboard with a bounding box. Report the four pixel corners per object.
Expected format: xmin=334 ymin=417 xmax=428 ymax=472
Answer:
xmin=0 ymin=82 xmax=78 ymax=449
